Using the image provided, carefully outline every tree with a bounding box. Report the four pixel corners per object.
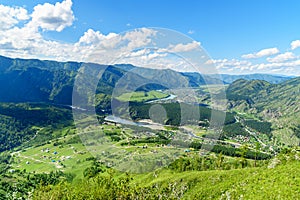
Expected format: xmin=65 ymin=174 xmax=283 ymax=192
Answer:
xmin=217 ymin=152 xmax=224 ymax=169
xmin=239 ymin=144 xmax=249 ymax=168
xmin=254 ymin=142 xmax=261 ymax=167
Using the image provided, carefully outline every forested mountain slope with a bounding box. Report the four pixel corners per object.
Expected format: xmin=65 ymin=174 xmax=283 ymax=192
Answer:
xmin=227 ymin=77 xmax=300 ymax=145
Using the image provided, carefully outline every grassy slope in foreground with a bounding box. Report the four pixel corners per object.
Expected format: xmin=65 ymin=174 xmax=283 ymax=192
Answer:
xmin=34 ymin=158 xmax=300 ymax=199
xmin=146 ymin=161 xmax=300 ymax=199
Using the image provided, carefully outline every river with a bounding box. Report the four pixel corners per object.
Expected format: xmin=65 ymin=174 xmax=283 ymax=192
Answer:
xmin=104 ymin=115 xmax=164 ymax=130
xmin=146 ymin=94 xmax=177 ymax=103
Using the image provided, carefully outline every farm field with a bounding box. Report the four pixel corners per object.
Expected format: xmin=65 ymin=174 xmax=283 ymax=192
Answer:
xmin=116 ymin=91 xmax=169 ymax=102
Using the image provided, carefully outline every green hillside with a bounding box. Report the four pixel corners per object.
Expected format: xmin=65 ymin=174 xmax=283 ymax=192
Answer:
xmin=0 ymin=55 xmax=228 ymax=105
xmin=227 ymin=77 xmax=300 ymax=145
xmin=32 ymin=150 xmax=300 ymax=200
xmin=0 ymin=103 xmax=74 ymax=152
xmin=0 ymin=55 xmax=299 ymax=199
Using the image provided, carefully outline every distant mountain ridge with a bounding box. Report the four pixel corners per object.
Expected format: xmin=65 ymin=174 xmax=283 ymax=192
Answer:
xmin=113 ymin=64 xmax=294 ymax=85
xmin=0 ymin=55 xmax=295 ymax=105
xmin=0 ymin=54 xmax=299 ymax=146
xmin=208 ymin=73 xmax=294 ymax=84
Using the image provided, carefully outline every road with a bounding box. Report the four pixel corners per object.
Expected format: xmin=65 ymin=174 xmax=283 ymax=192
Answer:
xmin=234 ymin=116 xmax=271 ymax=150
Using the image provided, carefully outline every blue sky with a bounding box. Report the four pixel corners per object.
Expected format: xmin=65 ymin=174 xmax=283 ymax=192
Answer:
xmin=1 ymin=0 xmax=300 ymax=75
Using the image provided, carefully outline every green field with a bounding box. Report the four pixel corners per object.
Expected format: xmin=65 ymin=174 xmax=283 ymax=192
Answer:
xmin=33 ymin=151 xmax=300 ymax=199
xmin=10 ymin=122 xmax=188 ymax=176
xmin=0 ymin=99 xmax=295 ymax=199
xmin=11 ymin=135 xmax=94 ymax=180
xmin=116 ymin=90 xmax=168 ymax=102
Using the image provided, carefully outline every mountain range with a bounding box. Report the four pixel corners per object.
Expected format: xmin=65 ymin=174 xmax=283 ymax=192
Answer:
xmin=0 ymin=55 xmax=299 ymax=138
xmin=212 ymin=73 xmax=293 ymax=84
xmin=0 ymin=55 xmax=294 ymax=105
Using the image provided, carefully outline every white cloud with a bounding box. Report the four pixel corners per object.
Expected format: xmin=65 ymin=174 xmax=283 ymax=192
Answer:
xmin=0 ymin=0 xmax=76 ymax=59
xmin=2 ymin=1 xmax=300 ymax=75
xmin=77 ymin=29 xmax=118 ymax=46
xmin=75 ymin=28 xmax=159 ymax=64
xmin=255 ymin=59 xmax=300 ymax=70
xmin=0 ymin=2 xmax=216 ymax=74
xmin=0 ymin=26 xmax=41 ymax=49
xmin=170 ymin=41 xmax=200 ymax=52
xmin=210 ymin=57 xmax=300 ymax=75
xmin=122 ymin=28 xmax=157 ymax=49
xmin=291 ymin=40 xmax=300 ymax=50
xmin=159 ymin=41 xmax=201 ymax=53
xmin=0 ymin=5 xmax=29 ymax=30
xmin=147 ymin=52 xmax=167 ymax=59
xmin=118 ymin=54 xmax=189 ymax=72
xmin=188 ymin=30 xmax=195 ymax=34
xmin=123 ymin=49 xmax=150 ymax=57
xmin=242 ymin=47 xmax=279 ymax=59
xmin=0 ymin=1 xmax=77 ymax=61
xmin=210 ymin=59 xmax=252 ymax=71
xmin=267 ymin=52 xmax=295 ymax=63
xmin=28 ymin=0 xmax=74 ymax=32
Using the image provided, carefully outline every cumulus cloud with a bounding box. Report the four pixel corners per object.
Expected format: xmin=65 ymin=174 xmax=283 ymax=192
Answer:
xmin=0 ymin=26 xmax=41 ymax=50
xmin=210 ymin=59 xmax=252 ymax=72
xmin=255 ymin=59 xmax=300 ymax=70
xmin=206 ymin=57 xmax=300 ymax=75
xmin=168 ymin=41 xmax=200 ymax=52
xmin=117 ymin=53 xmax=189 ymax=72
xmin=28 ymin=0 xmax=74 ymax=32
xmin=291 ymin=40 xmax=300 ymax=50
xmin=122 ymin=28 xmax=157 ymax=49
xmin=202 ymin=46 xmax=300 ymax=75
xmin=0 ymin=1 xmax=212 ymax=73
xmin=267 ymin=52 xmax=295 ymax=63
xmin=127 ymin=49 xmax=151 ymax=57
xmin=242 ymin=47 xmax=279 ymax=59
xmin=3 ymin=1 xmax=300 ymax=75
xmin=0 ymin=5 xmax=29 ymax=30
xmin=75 ymin=28 xmax=160 ymax=64
xmin=157 ymin=41 xmax=201 ymax=53
xmin=77 ymin=29 xmax=118 ymax=46
xmin=0 ymin=1 xmax=73 ymax=59
xmin=0 ymin=0 xmax=77 ymax=60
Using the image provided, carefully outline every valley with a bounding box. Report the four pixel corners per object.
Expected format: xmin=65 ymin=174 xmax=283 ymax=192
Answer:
xmin=1 ymin=0 xmax=300 ymax=199
xmin=0 ymin=55 xmax=299 ymax=199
